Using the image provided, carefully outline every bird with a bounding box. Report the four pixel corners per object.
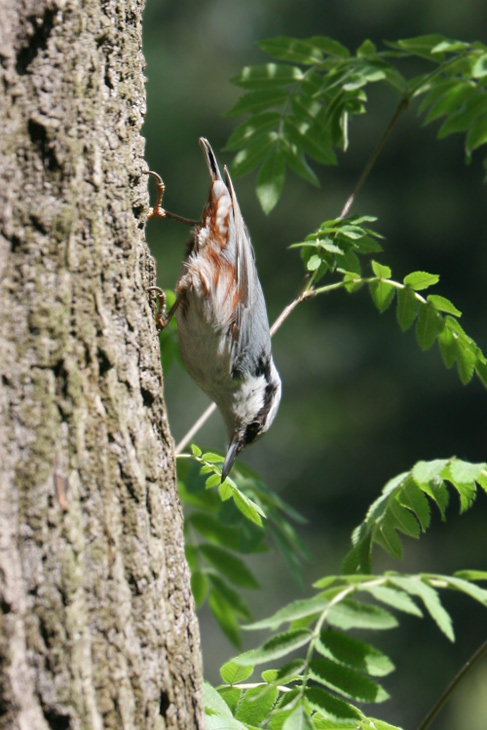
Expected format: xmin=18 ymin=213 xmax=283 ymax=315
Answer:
xmin=146 ymin=137 xmax=281 ymax=481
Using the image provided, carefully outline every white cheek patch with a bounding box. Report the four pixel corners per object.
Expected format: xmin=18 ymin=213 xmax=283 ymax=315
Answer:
xmin=233 ymin=375 xmax=266 ymax=423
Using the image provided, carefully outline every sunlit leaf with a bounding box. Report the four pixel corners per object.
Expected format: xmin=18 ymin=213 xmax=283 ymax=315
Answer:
xmin=416 ymin=302 xmax=444 ymax=350
xmin=226 ymin=112 xmax=281 ymax=151
xmin=317 ymin=630 xmax=395 ymax=676
xmin=235 ymin=628 xmax=313 ymax=665
xmin=309 ymin=657 xmax=389 ymax=702
xmin=232 ymin=63 xmax=304 ymax=89
xmin=235 ymin=685 xmax=280 ymax=725
xmin=220 ymin=659 xmax=254 ymax=686
xmin=257 ymin=145 xmax=286 ymax=213
xmin=200 ymin=545 xmax=260 ymax=588
xmin=403 ymin=270 xmax=440 ymax=290
xmin=327 ymin=599 xmax=398 ymax=630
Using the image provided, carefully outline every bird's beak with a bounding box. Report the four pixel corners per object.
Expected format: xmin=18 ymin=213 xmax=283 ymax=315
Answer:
xmin=221 ymin=437 xmax=241 ymax=483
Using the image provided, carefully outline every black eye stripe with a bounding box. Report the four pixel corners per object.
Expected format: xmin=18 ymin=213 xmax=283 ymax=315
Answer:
xmin=243 ymin=379 xmax=279 ymax=446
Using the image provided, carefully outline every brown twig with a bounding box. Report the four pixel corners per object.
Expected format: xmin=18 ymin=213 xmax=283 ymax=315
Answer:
xmin=417 ymin=639 xmax=487 ymax=730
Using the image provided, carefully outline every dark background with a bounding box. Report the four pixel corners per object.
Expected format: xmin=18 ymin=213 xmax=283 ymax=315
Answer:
xmin=142 ymin=2 xmax=487 ymax=728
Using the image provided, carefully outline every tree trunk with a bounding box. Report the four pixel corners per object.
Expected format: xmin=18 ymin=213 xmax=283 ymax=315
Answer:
xmin=0 ymin=1 xmax=204 ymax=729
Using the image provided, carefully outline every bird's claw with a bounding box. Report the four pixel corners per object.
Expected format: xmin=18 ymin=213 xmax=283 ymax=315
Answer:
xmin=144 ymin=171 xmax=167 ymax=219
xmin=148 ymin=286 xmax=168 ymax=331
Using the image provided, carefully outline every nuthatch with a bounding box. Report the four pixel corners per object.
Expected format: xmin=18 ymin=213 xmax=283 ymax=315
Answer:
xmin=146 ymin=138 xmax=281 ymax=481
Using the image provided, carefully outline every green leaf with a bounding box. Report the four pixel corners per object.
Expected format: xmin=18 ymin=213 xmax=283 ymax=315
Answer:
xmin=326 ymin=599 xmax=398 ymax=630
xmin=455 ymin=570 xmax=487 ymax=581
xmin=245 ymin=593 xmax=331 ymax=631
xmin=231 ymin=132 xmax=278 ymax=177
xmin=226 ymin=112 xmax=282 ymax=151
xmin=257 ymin=145 xmax=286 ymax=213
xmin=206 ymin=473 xmax=222 ymax=489
xmin=456 ymin=341 xmax=478 ymax=384
xmin=473 ymin=52 xmax=487 ymax=78
xmin=259 ymin=36 xmax=325 ymax=64
xmin=449 ymin=458 xmax=485 ymax=484
xmin=371 ymin=260 xmax=392 ymax=279
xmin=306 ymin=254 xmax=322 ymax=271
xmin=231 ymin=486 xmax=266 ymax=526
xmin=310 ymin=35 xmax=350 ymax=58
xmin=444 ymin=459 xmax=482 ymax=511
xmin=388 ymin=500 xmax=421 ymax=538
xmin=206 ymin=713 xmax=248 ymax=730
xmin=281 ymin=137 xmax=320 ymax=186
xmin=399 ymin=479 xmax=431 ymax=531
xmin=365 ymin=719 xmax=404 ymax=730
xmin=389 ymin=577 xmax=454 ymax=640
xmin=235 ymin=685 xmax=280 ymax=725
xmin=205 ymin=682 xmax=233 ymax=718
xmin=431 ymin=39 xmax=470 ymax=54
xmin=226 ymin=88 xmax=289 ymax=118
xmin=353 ymin=235 xmax=383 ymax=254
xmin=438 ymin=324 xmax=458 ymax=368
xmin=282 ymin=704 xmax=313 ymax=730
xmin=376 ymin=517 xmax=403 ymax=560
xmin=191 ymin=443 xmax=202 ymax=457
xmin=209 ymin=589 xmax=242 ymax=647
xmin=386 ymin=34 xmax=449 ymax=60
xmin=438 ymin=92 xmax=487 ymax=138
xmin=232 ymin=63 xmax=304 ymax=89
xmin=421 ymin=80 xmax=478 ymax=124
xmin=437 ymin=575 xmax=487 ymax=605
xmin=217 ymin=686 xmax=243 ymax=715
xmin=218 ymin=479 xmax=233 ymax=501
xmin=208 ymin=573 xmax=253 ymax=622
xmin=364 ymin=584 xmax=423 ymax=617
xmin=403 ymin=270 xmax=440 ymax=290
xmin=309 ymin=657 xmax=389 ymax=702
xmin=412 ymin=459 xmax=449 ymax=487
xmin=466 ymin=112 xmax=487 ymax=153
xmin=188 ymin=513 xmax=240 ymax=551
xmin=304 ymin=687 xmax=363 ymax=722
xmin=185 ymin=544 xmax=197 ymax=572
xmin=202 ymin=452 xmax=225 ymax=464
xmin=220 ymin=659 xmax=254 ymax=686
xmin=191 ymin=570 xmax=209 ymax=608
xmin=200 ymin=545 xmax=260 ymax=588
xmin=357 ymin=39 xmax=377 ymax=56
xmin=284 ymin=115 xmax=338 ymax=166
xmin=427 ymin=294 xmax=462 ymax=317
xmin=235 ymin=628 xmax=312 ymax=665
xmin=317 ymin=630 xmax=395 ymax=677
xmin=416 ymin=302 xmax=444 ymax=350
xmin=261 ymin=658 xmax=305 ymax=685
xmin=341 ymin=535 xmax=373 ymax=575
xmin=369 ymin=279 xmax=396 ymax=313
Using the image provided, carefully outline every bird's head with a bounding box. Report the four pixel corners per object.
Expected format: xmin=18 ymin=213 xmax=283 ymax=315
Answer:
xmin=221 ymin=357 xmax=282 ymax=482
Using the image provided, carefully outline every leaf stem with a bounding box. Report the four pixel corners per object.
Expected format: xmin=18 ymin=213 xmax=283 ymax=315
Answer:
xmin=417 ymin=639 xmax=487 ymax=730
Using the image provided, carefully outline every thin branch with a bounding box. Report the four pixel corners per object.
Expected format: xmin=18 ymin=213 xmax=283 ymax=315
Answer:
xmin=340 ymin=97 xmax=409 ymax=218
xmin=176 ymin=96 xmax=409 ymax=451
xmin=417 ymin=639 xmax=487 ymax=730
xmin=175 ymin=402 xmax=217 ymax=454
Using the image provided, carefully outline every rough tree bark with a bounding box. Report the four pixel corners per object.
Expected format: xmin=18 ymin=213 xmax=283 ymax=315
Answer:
xmin=0 ymin=1 xmax=204 ymax=729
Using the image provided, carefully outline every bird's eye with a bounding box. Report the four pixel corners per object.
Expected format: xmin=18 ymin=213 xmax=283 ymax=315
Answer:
xmin=244 ymin=421 xmax=261 ymax=445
